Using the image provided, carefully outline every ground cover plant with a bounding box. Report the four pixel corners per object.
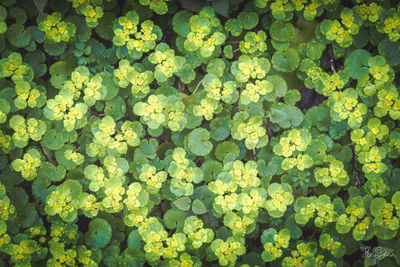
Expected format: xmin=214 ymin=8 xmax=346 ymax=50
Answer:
xmin=0 ymin=0 xmax=400 ymax=266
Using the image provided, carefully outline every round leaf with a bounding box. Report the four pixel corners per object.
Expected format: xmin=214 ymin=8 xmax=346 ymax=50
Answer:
xmin=85 ymin=218 xmax=112 ymax=248
xmin=187 ymin=128 xmax=213 ymax=156
xmin=192 ymin=199 xmax=208 ymax=215
xmin=271 ymin=49 xmax=300 ymax=72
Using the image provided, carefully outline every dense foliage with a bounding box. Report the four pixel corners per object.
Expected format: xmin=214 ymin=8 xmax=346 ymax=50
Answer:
xmin=0 ymin=0 xmax=400 ymax=266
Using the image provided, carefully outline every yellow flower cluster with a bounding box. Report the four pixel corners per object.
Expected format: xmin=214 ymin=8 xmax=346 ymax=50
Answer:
xmin=11 ymin=149 xmax=41 ymax=181
xmin=101 ymin=181 xmax=125 ymax=213
xmin=39 ymin=12 xmax=76 ymax=43
xmin=138 ymin=164 xmax=167 ymax=194
xmin=228 ymin=160 xmax=260 ymax=188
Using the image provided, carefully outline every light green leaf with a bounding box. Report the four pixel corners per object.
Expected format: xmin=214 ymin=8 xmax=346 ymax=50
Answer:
xmin=270 ymin=103 xmax=304 ymax=128
xmin=192 ymin=199 xmax=207 ymax=215
xmin=174 ymin=197 xmax=191 ymax=211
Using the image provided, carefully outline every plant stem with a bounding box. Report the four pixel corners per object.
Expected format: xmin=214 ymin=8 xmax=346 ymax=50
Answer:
xmin=328 ymin=45 xmax=337 ymax=73
xmin=347 ymin=131 xmax=361 ymax=188
xmin=192 ymin=79 xmax=203 ymax=94
xmin=40 ymin=141 xmax=57 ymax=165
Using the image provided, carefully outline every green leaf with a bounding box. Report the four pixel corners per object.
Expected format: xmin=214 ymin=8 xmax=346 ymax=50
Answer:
xmin=225 ymin=19 xmax=242 ymax=37
xmin=370 ymin=197 xmax=386 ymax=218
xmin=85 ymin=218 xmax=112 ymax=249
xmin=207 ymin=58 xmax=226 ymax=77
xmin=9 ymin=7 xmax=27 ymax=25
xmin=178 ymin=0 xmax=206 ymax=13
xmin=285 ymin=215 xmax=302 ymax=239
xmin=215 ymin=141 xmax=240 ymax=162
xmin=38 ymin=162 xmax=66 ymax=182
xmin=42 ymin=129 xmax=66 ymax=150
xmin=329 ymin=144 xmax=352 ymax=163
xmin=50 ymin=0 xmax=70 ymax=14
xmin=240 ymin=252 xmax=264 ymax=267
xmin=49 ymin=57 xmax=77 ymax=88
xmin=163 ymin=208 xmax=186 ymax=230
xmin=0 ymin=221 xmax=6 ymax=235
xmin=68 ymin=15 xmax=91 ymax=42
xmin=25 ymin=50 xmax=47 ymax=77
xmin=344 ymin=49 xmax=370 ymax=79
xmin=0 ymin=6 xmax=7 ymax=21
xmin=193 ymin=185 xmax=215 ymax=207
xmin=187 ymin=128 xmax=213 ymax=156
xmin=18 ymin=203 xmax=38 ymax=228
xmin=173 ymin=197 xmax=191 ymax=211
xmin=177 ymin=63 xmax=196 ymax=84
xmin=266 ymin=75 xmax=287 ymax=98
xmin=284 ymin=89 xmax=301 ymax=105
xmin=172 ymin=10 xmax=191 ymax=36
xmin=44 ymin=42 xmax=67 ymax=57
xmin=127 ymin=230 xmax=142 ymax=249
xmin=270 ymin=103 xmax=304 ymax=129
xmin=387 ymin=169 xmax=400 ymax=192
xmin=32 ymin=176 xmax=51 ymax=202
xmin=6 ymin=23 xmax=31 ymax=48
xmin=260 ymin=228 xmax=277 ymax=244
xmin=102 ymin=72 xmax=119 ymax=100
xmin=270 ymin=21 xmax=295 ymax=43
xmin=212 ymin=0 xmax=229 ymax=17
xmin=105 ymin=96 xmax=126 ymax=120
xmin=304 ymin=105 xmax=331 ymax=132
xmin=95 ymin=12 xmax=115 ymax=41
xmin=64 ymin=179 xmax=82 ymax=199
xmin=54 ymin=145 xmax=73 ymax=170
xmin=210 ymin=116 xmax=230 ymax=141
xmin=192 ymin=199 xmax=207 ymax=215
xmin=33 ymin=0 xmax=46 ymax=13
xmin=200 ymin=160 xmax=222 ymax=182
xmin=378 ymin=39 xmax=400 ymax=67
xmin=238 ymin=12 xmax=259 ymax=30
xmin=306 ymin=39 xmax=326 ymax=60
xmin=271 ymin=48 xmax=300 ymax=72
xmin=9 ymin=187 xmax=28 ymax=212
xmin=305 ymin=139 xmax=327 ymax=165
xmin=352 ymin=27 xmax=369 ymax=49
